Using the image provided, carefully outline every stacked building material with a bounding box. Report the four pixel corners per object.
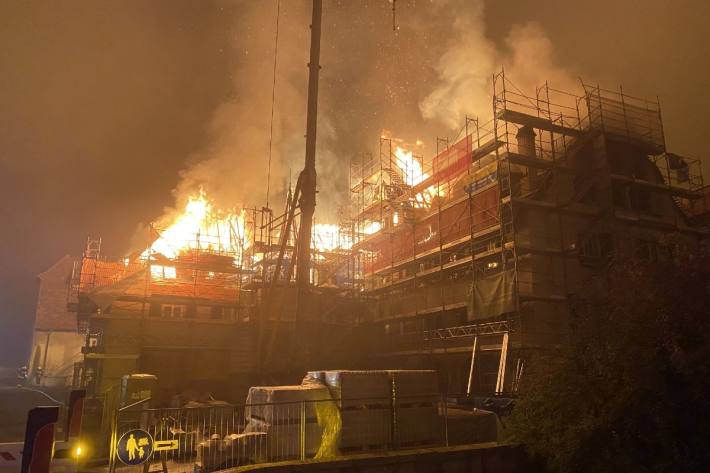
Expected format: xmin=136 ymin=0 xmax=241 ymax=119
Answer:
xmin=388 ymin=370 xmax=441 ymax=446
xmin=445 ymin=408 xmax=500 ymax=445
xmin=322 ymin=370 xmax=392 ymax=451
xmin=195 ymin=432 xmax=266 ymax=473
xmin=243 ymin=384 xmax=330 ymax=461
xmin=303 ymin=371 xmax=325 ymax=384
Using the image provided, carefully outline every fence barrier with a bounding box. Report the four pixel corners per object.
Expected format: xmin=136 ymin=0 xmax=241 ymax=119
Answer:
xmin=106 ymin=393 xmax=499 ymax=473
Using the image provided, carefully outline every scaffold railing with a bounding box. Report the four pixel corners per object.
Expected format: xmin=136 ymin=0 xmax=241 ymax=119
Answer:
xmin=424 ymin=320 xmax=512 ymax=341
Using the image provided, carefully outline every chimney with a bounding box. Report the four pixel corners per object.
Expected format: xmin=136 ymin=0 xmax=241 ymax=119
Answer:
xmin=516 ymin=125 xmax=536 ymax=158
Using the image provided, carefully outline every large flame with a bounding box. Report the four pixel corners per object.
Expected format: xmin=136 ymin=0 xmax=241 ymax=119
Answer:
xmin=394 ymin=146 xmax=444 ymax=207
xmin=394 ymin=147 xmax=428 ymax=186
xmin=312 ymin=223 xmax=353 ymax=252
xmin=142 ymin=190 xmax=249 ymax=263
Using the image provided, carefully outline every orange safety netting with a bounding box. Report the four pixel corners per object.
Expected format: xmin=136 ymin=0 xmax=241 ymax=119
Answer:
xmin=78 ymin=255 xmax=240 ymax=303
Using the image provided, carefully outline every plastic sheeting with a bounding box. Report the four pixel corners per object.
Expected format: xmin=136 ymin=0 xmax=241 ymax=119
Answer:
xmin=301 ymin=375 xmax=341 ymax=460
xmin=468 ymin=268 xmax=515 ymax=320
xmin=244 ymin=384 xmax=329 ymax=424
xmin=323 ymin=370 xmax=391 ymax=408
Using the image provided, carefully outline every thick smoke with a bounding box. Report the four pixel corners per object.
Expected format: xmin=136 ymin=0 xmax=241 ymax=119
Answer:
xmin=150 ymin=1 xmax=313 ymax=229
xmin=150 ymin=0 xmax=577 ymax=233
xmin=420 ymin=0 xmax=577 ymax=128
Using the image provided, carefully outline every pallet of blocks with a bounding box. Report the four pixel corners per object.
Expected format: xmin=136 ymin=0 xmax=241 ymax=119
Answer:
xmin=196 ymin=432 xmax=266 ymax=473
xmin=242 ymin=384 xmax=330 ymax=461
xmin=445 ymin=408 xmax=501 ymax=445
xmin=388 ymin=370 xmax=442 ymax=447
xmin=323 ymin=370 xmax=392 ymax=451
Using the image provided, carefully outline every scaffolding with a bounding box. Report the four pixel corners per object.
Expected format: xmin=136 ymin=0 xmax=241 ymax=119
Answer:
xmin=68 ymin=71 xmax=708 ymax=394
xmin=72 ymin=223 xmax=249 ymax=330
xmin=71 ymin=199 xmax=361 ymax=330
xmin=348 ymin=70 xmax=707 ymax=394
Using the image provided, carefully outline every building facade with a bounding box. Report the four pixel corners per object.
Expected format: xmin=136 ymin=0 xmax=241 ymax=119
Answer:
xmin=29 ymin=254 xmax=85 ymax=388
xmin=349 ymin=74 xmax=709 ymax=395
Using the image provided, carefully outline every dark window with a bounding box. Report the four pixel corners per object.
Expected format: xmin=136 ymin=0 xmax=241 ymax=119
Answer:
xmin=161 ymin=304 xmax=186 ymax=319
xmin=578 ymin=232 xmax=614 ymax=265
xmin=579 ymin=233 xmax=601 ymax=259
xmin=612 ymin=183 xmax=628 ymax=208
xmin=636 ymin=239 xmax=671 ymax=262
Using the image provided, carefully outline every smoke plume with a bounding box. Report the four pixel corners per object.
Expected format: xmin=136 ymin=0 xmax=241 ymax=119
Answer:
xmin=420 ymin=1 xmax=577 ymax=128
xmin=147 ymin=0 xmax=577 ymax=235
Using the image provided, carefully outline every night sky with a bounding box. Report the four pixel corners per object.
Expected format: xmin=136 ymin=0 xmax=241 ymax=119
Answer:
xmin=1 ymin=0 xmax=708 ymax=366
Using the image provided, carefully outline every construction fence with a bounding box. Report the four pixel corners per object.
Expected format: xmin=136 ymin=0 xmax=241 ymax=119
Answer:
xmin=106 ymin=393 xmax=498 ymax=473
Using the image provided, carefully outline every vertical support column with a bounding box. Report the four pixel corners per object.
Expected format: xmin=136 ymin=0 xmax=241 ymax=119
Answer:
xmin=299 ymin=401 xmax=306 ymax=461
xmin=495 ymin=332 xmax=509 ymax=394
xmin=512 ymin=358 xmax=524 ymax=393
xmin=466 ymin=335 xmax=478 ymax=395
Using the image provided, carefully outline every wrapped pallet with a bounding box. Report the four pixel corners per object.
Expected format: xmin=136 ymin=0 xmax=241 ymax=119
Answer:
xmin=387 ymin=370 xmax=439 ymax=406
xmin=244 ymin=418 xmax=323 ymax=461
xmin=221 ymin=432 xmax=267 ymax=465
xmin=245 ymin=384 xmax=330 ymax=424
xmin=302 ymin=371 xmax=325 ymax=384
xmin=339 ymin=408 xmax=392 ymax=451
xmin=388 ymin=370 xmax=441 ymax=446
xmin=323 ymin=370 xmax=391 ymax=409
xmin=243 ymin=384 xmax=331 ymax=461
xmin=195 ymin=435 xmax=222 ymax=473
xmin=195 ymin=432 xmax=266 ymax=473
xmin=393 ymin=405 xmax=441 ymax=446
xmin=301 ymin=373 xmax=341 ymax=460
xmin=445 ymin=408 xmax=501 ymax=445
xmin=322 ymin=370 xmax=392 ymax=450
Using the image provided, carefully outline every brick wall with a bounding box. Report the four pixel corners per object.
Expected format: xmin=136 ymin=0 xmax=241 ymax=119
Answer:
xmin=35 ymin=255 xmax=77 ymax=331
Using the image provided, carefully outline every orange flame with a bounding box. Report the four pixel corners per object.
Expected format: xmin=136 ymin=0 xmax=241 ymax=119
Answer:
xmin=393 ymin=146 xmax=444 ymax=207
xmin=142 ymin=190 xmax=249 ymax=263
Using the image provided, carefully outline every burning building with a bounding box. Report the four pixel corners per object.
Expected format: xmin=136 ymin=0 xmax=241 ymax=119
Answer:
xmin=346 ymin=72 xmax=709 ymax=395
xmin=67 ymin=72 xmax=709 ymax=408
xmin=68 ymin=193 xmax=362 ymax=405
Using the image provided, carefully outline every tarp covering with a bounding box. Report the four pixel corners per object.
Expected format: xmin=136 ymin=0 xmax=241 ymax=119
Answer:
xmin=468 ymin=268 xmax=515 ymax=320
xmin=244 ymin=385 xmax=329 ymax=424
xmin=301 ymin=375 xmax=341 ymax=460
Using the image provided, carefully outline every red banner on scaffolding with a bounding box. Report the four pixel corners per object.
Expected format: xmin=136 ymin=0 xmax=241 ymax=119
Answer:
xmin=362 ymin=186 xmax=499 ymax=275
xmin=432 ymin=134 xmax=472 ymax=183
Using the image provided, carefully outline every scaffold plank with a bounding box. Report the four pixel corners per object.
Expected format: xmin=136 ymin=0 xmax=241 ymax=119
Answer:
xmin=497 ymin=108 xmax=582 ymax=136
xmin=471 ymin=138 xmax=504 ymax=161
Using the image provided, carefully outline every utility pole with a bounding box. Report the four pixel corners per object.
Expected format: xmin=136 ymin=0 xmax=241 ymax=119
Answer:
xmin=295 ymin=0 xmax=322 ymax=327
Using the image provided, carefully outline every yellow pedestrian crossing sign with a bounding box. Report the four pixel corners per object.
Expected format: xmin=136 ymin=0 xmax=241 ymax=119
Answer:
xmin=116 ymin=429 xmax=154 ymax=465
